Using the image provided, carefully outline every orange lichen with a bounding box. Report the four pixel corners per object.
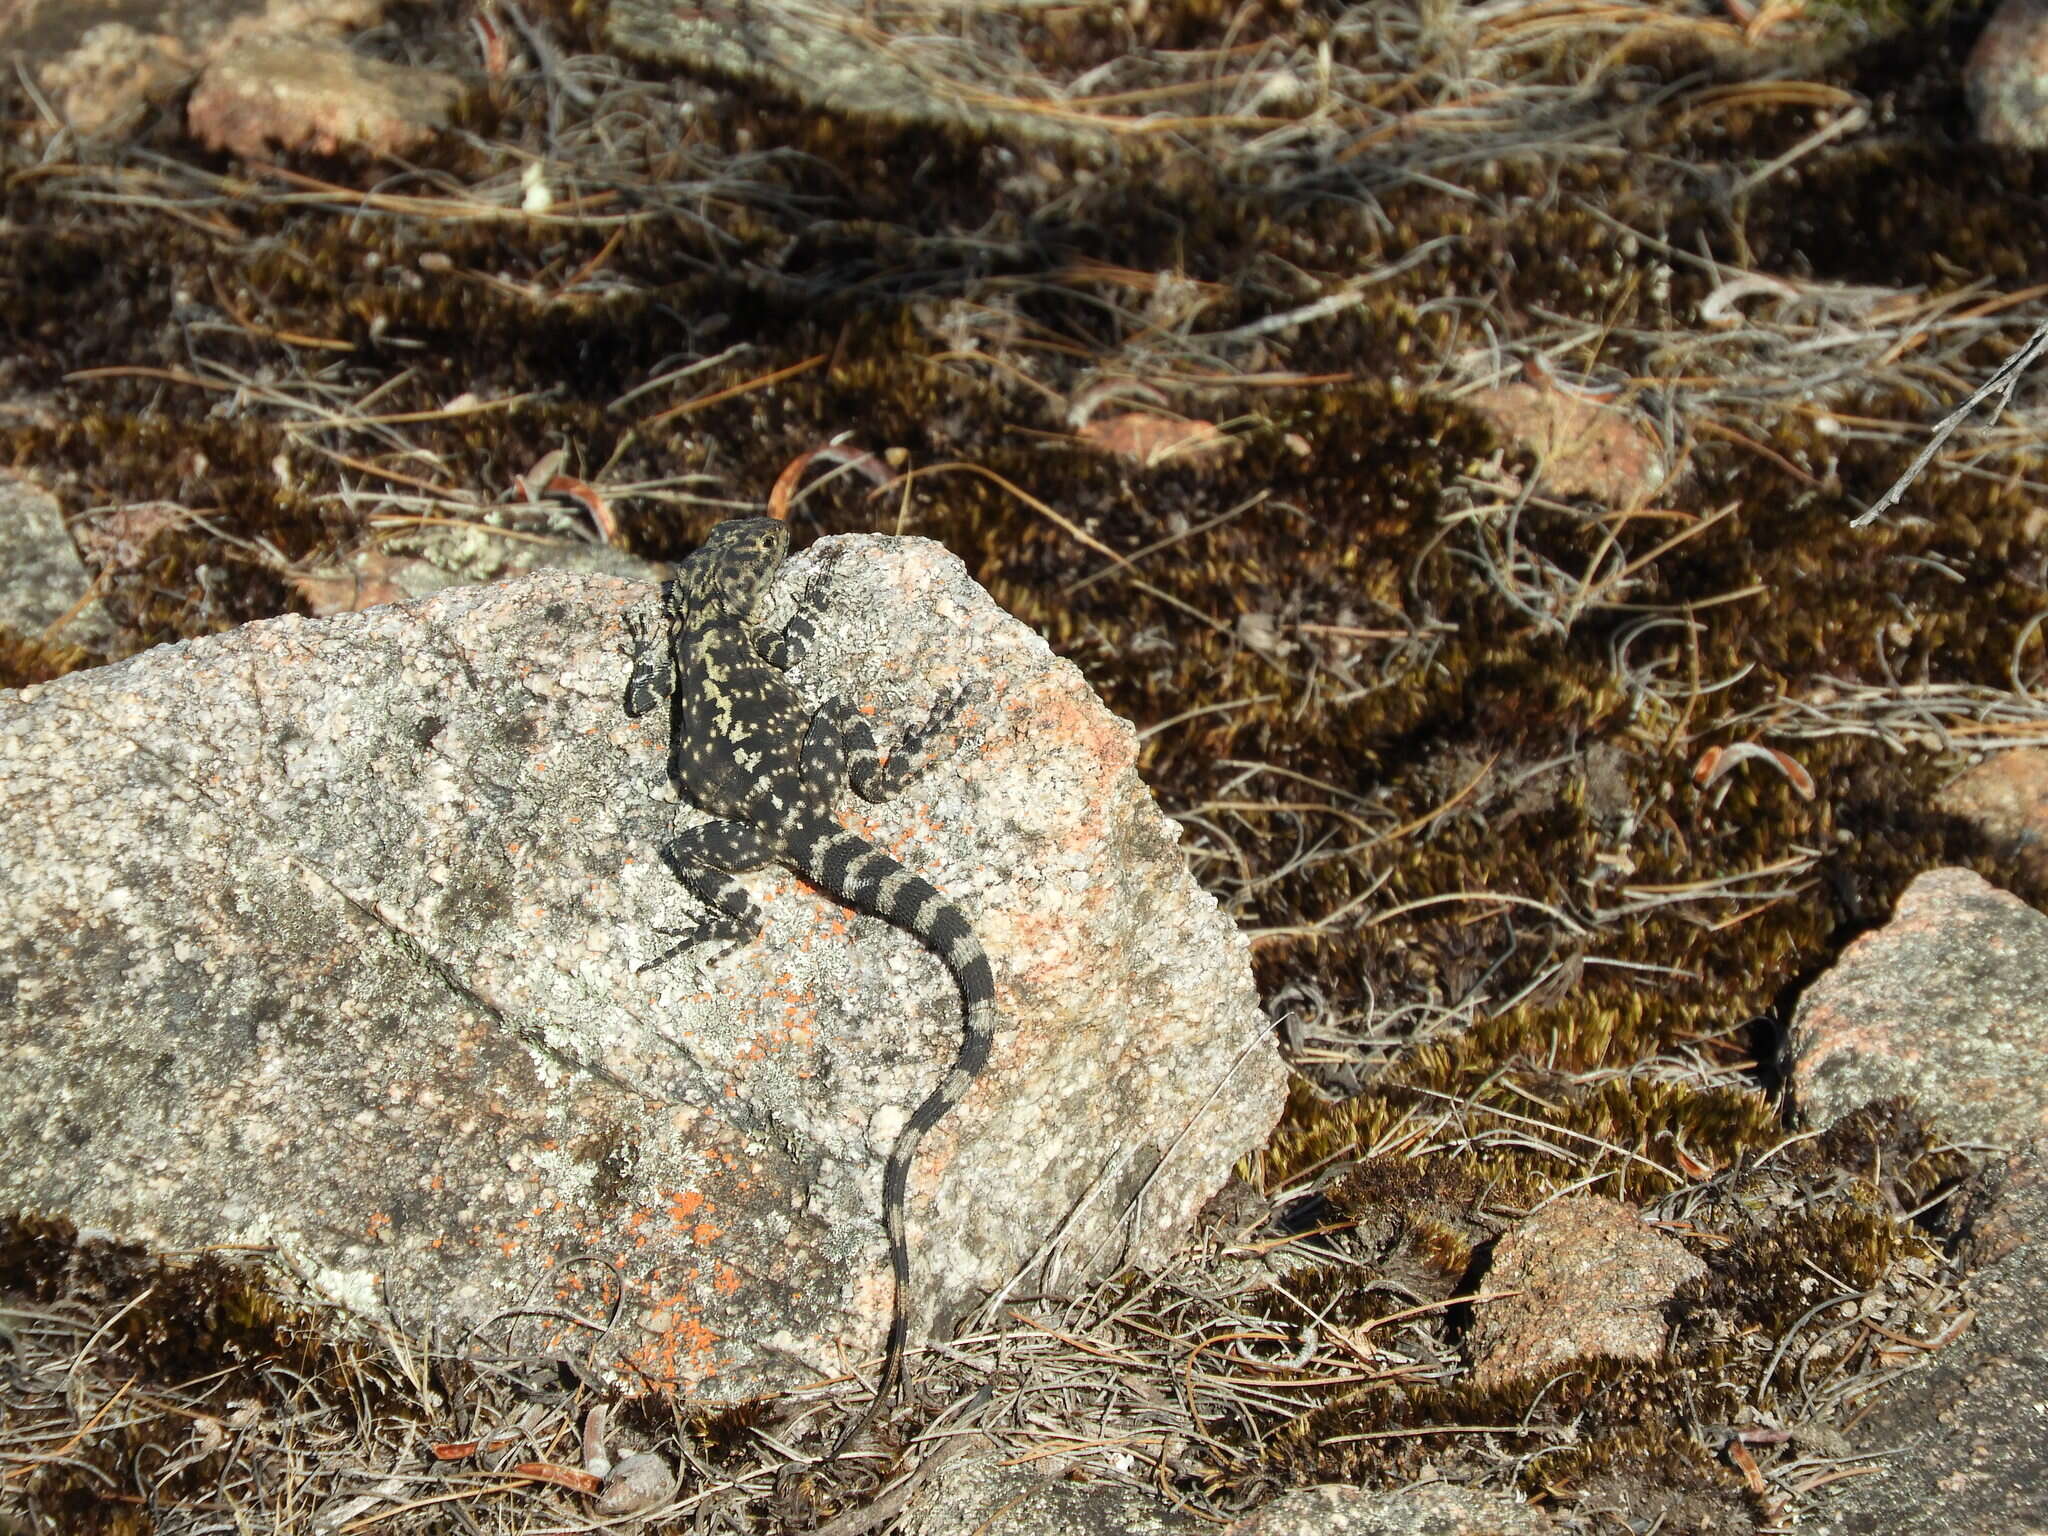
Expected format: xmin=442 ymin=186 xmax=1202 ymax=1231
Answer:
xmin=666 ymin=1189 xmax=707 ymax=1221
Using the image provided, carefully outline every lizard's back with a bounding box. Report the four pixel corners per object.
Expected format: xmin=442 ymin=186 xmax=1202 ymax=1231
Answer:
xmin=671 ymin=615 xmax=810 ymax=822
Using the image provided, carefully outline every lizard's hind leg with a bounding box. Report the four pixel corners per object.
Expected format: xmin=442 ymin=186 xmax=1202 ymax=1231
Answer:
xmin=753 ymin=608 xmax=816 ymax=671
xmin=640 ymin=821 xmax=777 ymax=973
xmin=821 ymin=694 xmax=967 ymax=803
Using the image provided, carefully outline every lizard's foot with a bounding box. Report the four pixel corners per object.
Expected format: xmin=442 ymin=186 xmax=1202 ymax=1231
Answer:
xmin=908 ymin=684 xmax=974 ymax=747
xmin=850 ymin=685 xmax=977 ymax=799
xmin=754 ymin=592 xmax=818 ymax=670
xmin=636 ymin=923 xmax=747 ymax=974
xmin=623 ymin=593 xmax=679 ymax=718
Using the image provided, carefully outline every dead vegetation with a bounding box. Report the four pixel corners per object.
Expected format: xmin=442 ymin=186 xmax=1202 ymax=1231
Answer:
xmin=3 ymin=0 xmax=2043 ymax=1528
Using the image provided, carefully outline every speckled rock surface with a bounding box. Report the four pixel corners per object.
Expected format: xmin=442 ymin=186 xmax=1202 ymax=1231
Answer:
xmin=1467 ymin=1194 xmax=1706 ymax=1389
xmin=1784 ymin=866 xmax=2048 ymax=1535
xmin=908 ymin=1474 xmax=1561 ymax=1536
xmin=0 ymin=473 xmax=112 ymax=650
xmin=0 ymin=534 xmax=1281 ymax=1397
xmin=606 ymin=0 xmax=1111 ymax=149
xmin=908 ymin=1457 xmax=1201 ymax=1536
xmin=1786 ymin=867 xmax=2048 ymax=1146
xmin=1218 ymin=1483 xmax=1560 ymax=1535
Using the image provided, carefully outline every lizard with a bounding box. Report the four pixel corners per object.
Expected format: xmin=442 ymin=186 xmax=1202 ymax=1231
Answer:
xmin=624 ymin=515 xmax=996 ymax=1448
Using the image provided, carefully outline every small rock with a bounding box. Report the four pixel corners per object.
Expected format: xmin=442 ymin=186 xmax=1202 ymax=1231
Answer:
xmin=1220 ymin=1483 xmax=1559 ymax=1535
xmin=29 ymin=21 xmax=194 ymax=134
xmin=1465 ymin=383 xmax=1667 ymax=507
xmin=8 ymin=3 xmax=393 ymax=137
xmin=1968 ymin=0 xmax=2048 ymax=148
xmin=1787 ymin=867 xmax=2048 ymax=1146
xmin=187 ymin=34 xmax=465 ymax=161
xmin=594 ymin=1452 xmax=676 ymax=1516
xmin=0 ymin=474 xmax=113 ymax=652
xmin=1937 ymin=749 xmax=2048 ymax=885
xmin=1466 ymin=1195 xmax=1706 ymax=1389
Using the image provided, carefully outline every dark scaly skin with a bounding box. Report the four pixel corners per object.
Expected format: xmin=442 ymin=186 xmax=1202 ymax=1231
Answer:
xmin=626 ymin=517 xmax=995 ymax=1447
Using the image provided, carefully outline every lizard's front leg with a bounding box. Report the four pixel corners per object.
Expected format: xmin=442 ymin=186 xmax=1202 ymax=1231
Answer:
xmin=640 ymin=821 xmax=778 ymax=973
xmin=754 ymin=566 xmax=837 ymax=672
xmin=623 ymin=584 xmax=681 ymax=718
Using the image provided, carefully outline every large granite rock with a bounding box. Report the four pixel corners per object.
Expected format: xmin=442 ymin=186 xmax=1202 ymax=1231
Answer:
xmin=0 ymin=533 xmax=1282 ymax=1397
xmin=1786 ymin=867 xmax=2048 ymax=1533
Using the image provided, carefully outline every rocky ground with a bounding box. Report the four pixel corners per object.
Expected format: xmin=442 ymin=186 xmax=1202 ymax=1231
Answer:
xmin=8 ymin=0 xmax=2048 ymax=1532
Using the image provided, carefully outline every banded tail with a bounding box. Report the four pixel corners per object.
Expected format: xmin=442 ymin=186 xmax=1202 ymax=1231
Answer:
xmin=790 ymin=819 xmax=996 ymax=1438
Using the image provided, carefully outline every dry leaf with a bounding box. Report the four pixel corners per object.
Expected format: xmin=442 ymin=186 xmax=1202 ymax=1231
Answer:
xmin=1078 ymin=412 xmax=1233 ymax=467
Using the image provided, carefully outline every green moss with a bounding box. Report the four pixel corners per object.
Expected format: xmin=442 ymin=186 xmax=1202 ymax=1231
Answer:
xmin=1 ymin=1213 xmax=391 ymax=1403
xmin=1267 ymin=1352 xmax=1751 ymax=1491
xmin=1530 ymin=1424 xmax=1756 ymax=1527
xmin=0 ymin=624 xmax=93 ymax=687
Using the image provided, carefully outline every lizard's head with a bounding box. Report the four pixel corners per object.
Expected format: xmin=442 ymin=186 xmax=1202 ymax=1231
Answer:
xmin=687 ymin=516 xmax=790 ymax=620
